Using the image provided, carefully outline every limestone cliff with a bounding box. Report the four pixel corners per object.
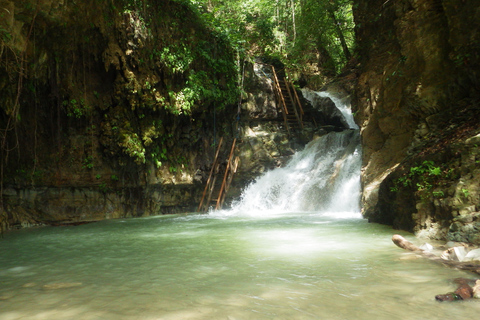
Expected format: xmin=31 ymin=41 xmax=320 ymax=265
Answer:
xmin=353 ymin=0 xmax=480 ymax=243
xmin=0 ymin=0 xmax=242 ymax=229
xmin=0 ymin=0 xmax=340 ymax=230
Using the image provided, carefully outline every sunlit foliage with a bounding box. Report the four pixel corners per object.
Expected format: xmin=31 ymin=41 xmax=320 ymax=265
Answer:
xmin=188 ymin=0 xmax=355 ymax=74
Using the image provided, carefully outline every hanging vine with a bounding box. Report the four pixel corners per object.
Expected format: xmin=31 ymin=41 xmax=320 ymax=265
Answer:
xmin=0 ymin=1 xmax=39 ymax=233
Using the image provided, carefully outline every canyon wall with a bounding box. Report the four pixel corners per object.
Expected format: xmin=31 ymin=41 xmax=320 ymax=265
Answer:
xmin=0 ymin=0 xmax=340 ymax=229
xmin=0 ymin=0 xmax=239 ymax=228
xmin=4 ymin=0 xmax=480 ymax=245
xmin=353 ymin=0 xmax=480 ymax=243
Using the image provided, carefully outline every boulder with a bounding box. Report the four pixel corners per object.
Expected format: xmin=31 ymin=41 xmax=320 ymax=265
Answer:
xmin=441 ymin=246 xmax=467 ymax=262
xmin=464 ymin=248 xmax=480 ymax=262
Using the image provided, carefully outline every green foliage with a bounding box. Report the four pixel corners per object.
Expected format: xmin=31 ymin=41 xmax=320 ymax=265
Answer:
xmin=119 ymin=132 xmax=146 ymax=164
xmin=410 ymin=161 xmax=442 ymax=177
xmin=150 ymin=145 xmax=168 ymax=168
xmin=112 ymin=1 xmax=241 ymax=116
xmin=294 ymin=0 xmax=355 ymax=73
xmin=0 ymin=26 xmax=12 ymax=42
xmin=453 ymin=53 xmax=471 ymax=66
xmin=63 ymin=98 xmax=91 ymax=118
xmin=390 ymin=161 xmax=449 ymax=200
xmin=432 ymin=190 xmax=444 ymax=198
xmin=14 ymin=168 xmax=43 ymax=185
xmin=160 ymin=45 xmax=194 ymax=74
xmin=104 ymin=0 xmax=340 ymax=169
xmin=83 ymin=155 xmax=94 ymax=169
xmin=99 ymin=182 xmax=109 ymax=193
xmin=189 ymin=0 xmax=354 ymax=75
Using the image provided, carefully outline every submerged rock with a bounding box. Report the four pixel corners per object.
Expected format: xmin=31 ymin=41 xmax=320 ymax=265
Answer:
xmin=435 ymin=284 xmax=473 ymax=302
xmin=419 ymin=243 xmax=433 ymax=252
xmin=22 ymin=283 xmax=37 ymax=288
xmin=43 ymin=282 xmax=83 ymax=290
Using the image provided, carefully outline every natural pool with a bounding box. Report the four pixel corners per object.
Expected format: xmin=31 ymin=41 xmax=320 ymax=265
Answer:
xmin=1 ymin=212 xmax=480 ymax=320
xmin=2 ymin=95 xmax=479 ymax=319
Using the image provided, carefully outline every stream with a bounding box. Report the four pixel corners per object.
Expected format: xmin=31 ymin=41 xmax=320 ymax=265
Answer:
xmin=1 ymin=93 xmax=480 ymax=319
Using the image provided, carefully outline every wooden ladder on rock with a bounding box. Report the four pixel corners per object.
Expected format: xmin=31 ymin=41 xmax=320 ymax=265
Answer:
xmin=198 ymin=138 xmax=240 ymax=213
xmin=270 ymin=66 xmax=304 ymax=133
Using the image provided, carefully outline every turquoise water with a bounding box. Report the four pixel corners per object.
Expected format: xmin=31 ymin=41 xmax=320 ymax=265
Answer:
xmin=1 ymin=98 xmax=478 ymax=319
xmin=1 ymin=212 xmax=479 ymax=320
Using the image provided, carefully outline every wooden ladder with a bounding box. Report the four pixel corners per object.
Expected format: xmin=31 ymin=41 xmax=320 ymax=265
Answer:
xmin=270 ymin=66 xmax=304 ymax=132
xmin=197 ymin=138 xmax=240 ymax=213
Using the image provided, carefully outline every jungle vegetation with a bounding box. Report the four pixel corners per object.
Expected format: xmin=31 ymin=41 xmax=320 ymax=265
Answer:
xmin=0 ymin=0 xmax=355 ymax=201
xmin=191 ymin=0 xmax=355 ymax=75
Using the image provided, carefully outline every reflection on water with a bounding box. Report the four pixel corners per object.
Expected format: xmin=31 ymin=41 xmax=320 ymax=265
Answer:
xmin=1 ymin=214 xmax=479 ymax=320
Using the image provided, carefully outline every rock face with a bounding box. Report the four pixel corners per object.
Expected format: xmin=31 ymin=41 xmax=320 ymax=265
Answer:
xmin=0 ymin=0 xmax=342 ymax=230
xmin=353 ymin=0 xmax=480 ymax=243
xmin=231 ymin=62 xmax=350 ymax=202
xmin=6 ymin=0 xmax=479 ymax=247
xmin=1 ymin=0 xmax=242 ymax=229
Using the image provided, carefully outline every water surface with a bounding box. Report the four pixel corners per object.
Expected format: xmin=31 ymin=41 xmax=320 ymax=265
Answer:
xmin=1 ymin=213 xmax=479 ymax=320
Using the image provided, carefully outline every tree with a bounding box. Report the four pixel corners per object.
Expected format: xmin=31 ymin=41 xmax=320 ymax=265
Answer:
xmin=295 ymin=0 xmax=354 ymax=72
xmin=190 ymin=0 xmax=355 ymax=75
xmin=326 ymin=0 xmax=352 ymax=61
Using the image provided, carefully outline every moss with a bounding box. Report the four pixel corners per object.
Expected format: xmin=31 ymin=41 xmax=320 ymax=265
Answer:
xmin=0 ymin=0 xmax=240 ymax=189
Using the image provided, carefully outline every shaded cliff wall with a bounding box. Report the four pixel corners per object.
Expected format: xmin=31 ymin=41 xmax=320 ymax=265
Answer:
xmin=0 ymin=0 xmax=342 ymax=230
xmin=353 ymin=0 xmax=480 ymax=242
xmin=0 ymin=0 xmax=242 ymax=228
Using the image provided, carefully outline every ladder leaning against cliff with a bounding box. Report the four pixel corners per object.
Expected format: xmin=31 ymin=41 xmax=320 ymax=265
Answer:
xmin=197 ymin=138 xmax=239 ymax=213
xmin=270 ymin=66 xmax=304 ymax=133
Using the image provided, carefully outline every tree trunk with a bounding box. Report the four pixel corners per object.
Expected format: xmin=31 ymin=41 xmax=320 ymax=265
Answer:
xmin=316 ymin=37 xmax=336 ymax=76
xmin=392 ymin=234 xmax=480 ymax=276
xmin=291 ymin=0 xmax=296 ymax=43
xmin=326 ymin=5 xmax=351 ymax=61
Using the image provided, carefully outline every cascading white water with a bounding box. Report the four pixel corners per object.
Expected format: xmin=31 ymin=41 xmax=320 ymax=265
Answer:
xmin=317 ymin=91 xmax=358 ymax=129
xmin=228 ymin=92 xmax=362 ymax=218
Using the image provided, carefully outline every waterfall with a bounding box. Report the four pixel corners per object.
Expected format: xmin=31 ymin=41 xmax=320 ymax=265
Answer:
xmin=226 ymin=92 xmax=362 ymax=218
xmin=316 ymin=92 xmax=358 ymax=129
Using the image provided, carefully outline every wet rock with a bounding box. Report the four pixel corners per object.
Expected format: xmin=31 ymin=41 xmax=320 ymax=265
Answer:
xmin=354 ymin=0 xmax=480 ymax=243
xmin=456 ymin=285 xmax=474 ymax=300
xmin=419 ymin=243 xmax=433 ymax=252
xmin=465 ymin=133 xmax=480 ymax=146
xmin=301 ymin=88 xmax=349 ymax=129
xmin=435 ymin=284 xmax=473 ymax=302
xmin=441 ymin=246 xmax=467 ymax=262
xmin=464 ymin=248 xmax=480 ymax=262
xmin=473 ymin=280 xmax=480 ymax=299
